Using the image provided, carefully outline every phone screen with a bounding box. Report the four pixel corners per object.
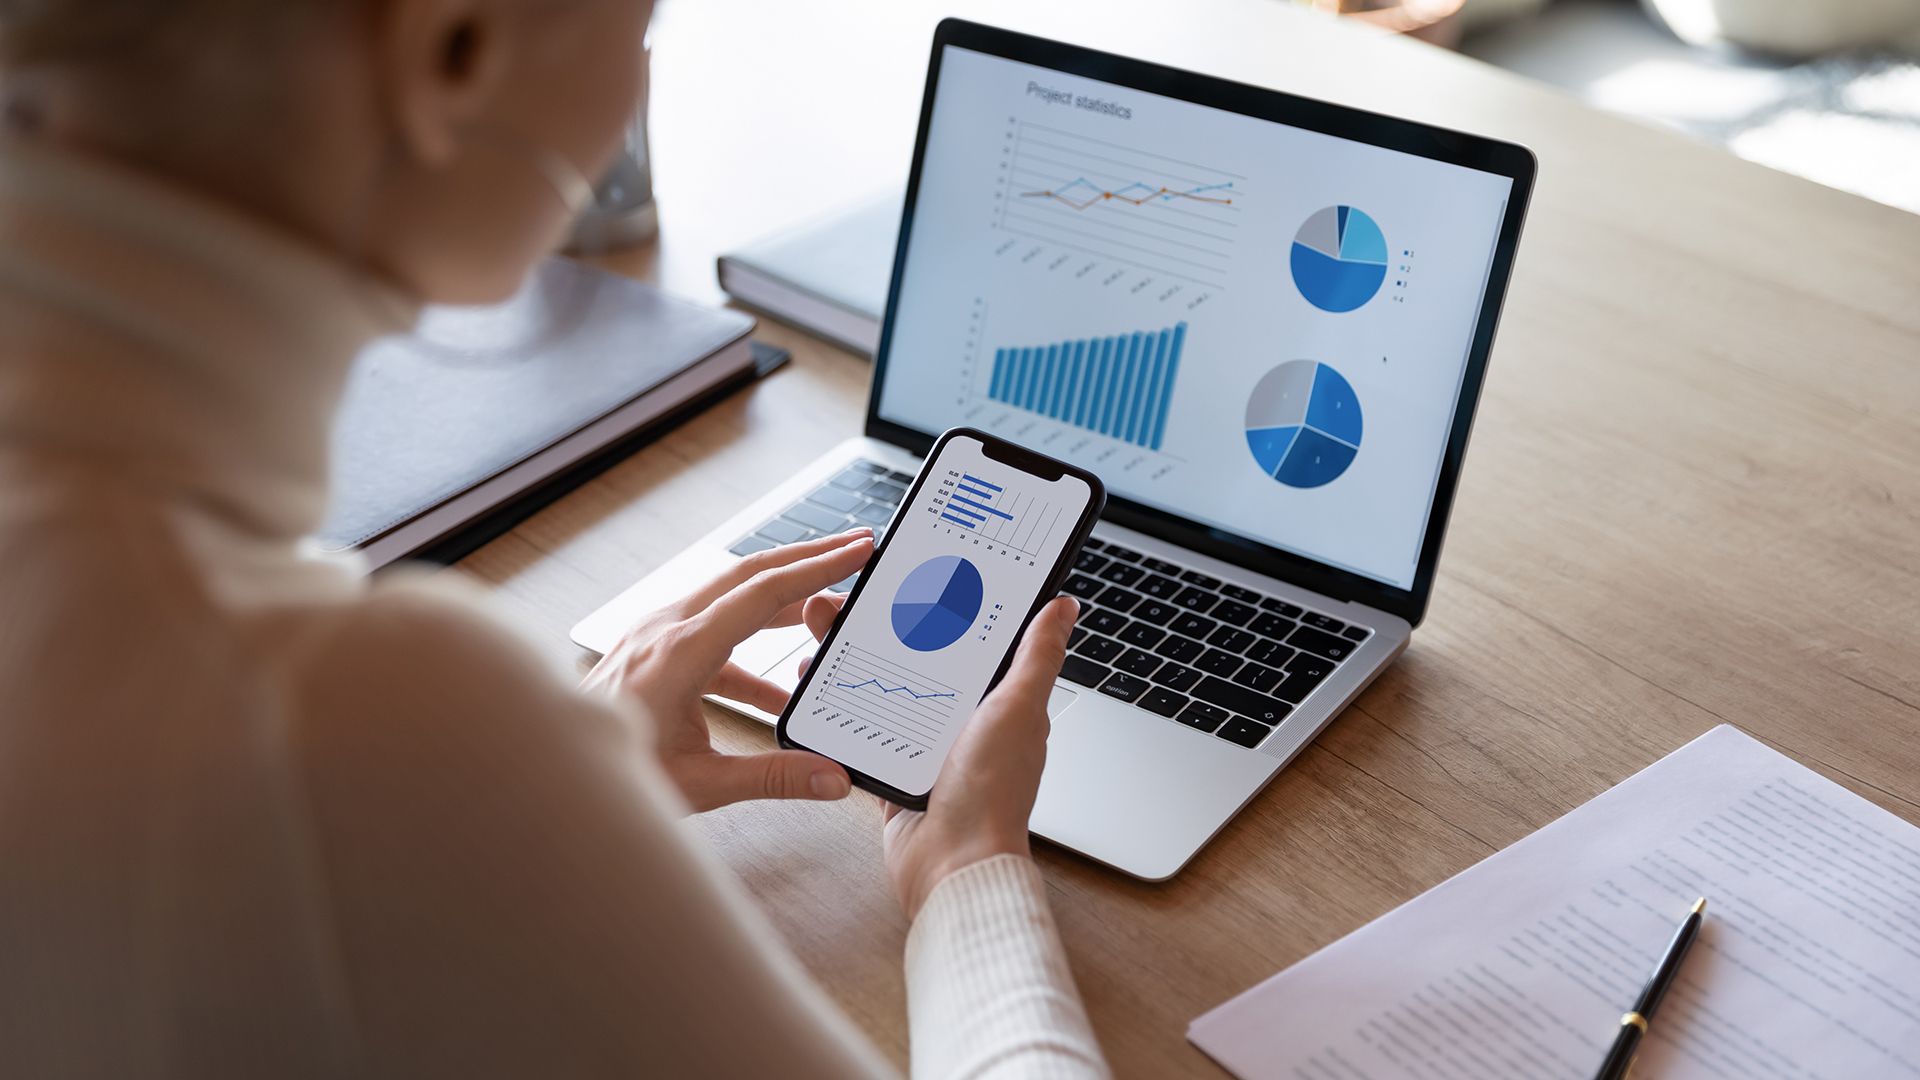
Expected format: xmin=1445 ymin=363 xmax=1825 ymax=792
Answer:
xmin=782 ymin=432 xmax=1098 ymax=800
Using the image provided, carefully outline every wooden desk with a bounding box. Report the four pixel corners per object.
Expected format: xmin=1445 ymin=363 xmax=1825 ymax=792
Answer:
xmin=457 ymin=1 xmax=1920 ymax=1074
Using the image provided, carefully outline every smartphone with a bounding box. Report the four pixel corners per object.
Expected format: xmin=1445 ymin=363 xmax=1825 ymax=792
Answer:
xmin=777 ymin=428 xmax=1106 ymax=809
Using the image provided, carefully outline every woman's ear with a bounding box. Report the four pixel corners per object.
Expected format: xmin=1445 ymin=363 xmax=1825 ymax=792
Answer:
xmin=374 ymin=0 xmax=513 ymax=165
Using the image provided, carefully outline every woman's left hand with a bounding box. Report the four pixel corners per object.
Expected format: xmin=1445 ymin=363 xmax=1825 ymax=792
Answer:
xmin=582 ymin=529 xmax=874 ymax=812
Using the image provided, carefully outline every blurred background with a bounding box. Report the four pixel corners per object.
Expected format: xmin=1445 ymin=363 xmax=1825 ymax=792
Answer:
xmin=1312 ymin=0 xmax=1920 ymax=214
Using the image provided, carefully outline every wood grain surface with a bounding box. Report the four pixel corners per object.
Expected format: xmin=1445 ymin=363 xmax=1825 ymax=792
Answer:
xmin=453 ymin=2 xmax=1920 ymax=1073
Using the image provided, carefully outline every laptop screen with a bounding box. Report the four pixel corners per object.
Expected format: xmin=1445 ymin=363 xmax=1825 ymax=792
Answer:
xmin=874 ymin=43 xmax=1516 ymax=592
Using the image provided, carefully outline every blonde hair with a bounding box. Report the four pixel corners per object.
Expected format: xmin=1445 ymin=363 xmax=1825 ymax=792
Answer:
xmin=0 ymin=1 xmax=336 ymax=150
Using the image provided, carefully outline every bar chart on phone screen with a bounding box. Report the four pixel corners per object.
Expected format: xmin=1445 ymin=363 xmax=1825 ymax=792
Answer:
xmin=924 ymin=466 xmax=1066 ymax=565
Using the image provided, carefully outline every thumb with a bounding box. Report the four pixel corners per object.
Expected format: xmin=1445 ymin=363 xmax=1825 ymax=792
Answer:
xmin=698 ymin=750 xmax=853 ymax=807
xmin=994 ymin=596 xmax=1078 ymax=702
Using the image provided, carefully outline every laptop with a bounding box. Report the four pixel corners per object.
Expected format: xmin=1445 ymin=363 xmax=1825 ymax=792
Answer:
xmin=573 ymin=19 xmax=1536 ymax=881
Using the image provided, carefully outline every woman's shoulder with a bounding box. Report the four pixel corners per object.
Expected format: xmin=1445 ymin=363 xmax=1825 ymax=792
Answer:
xmin=279 ymin=568 xmax=639 ymax=759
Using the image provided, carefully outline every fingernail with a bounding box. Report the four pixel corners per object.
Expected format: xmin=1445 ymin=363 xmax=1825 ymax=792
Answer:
xmin=844 ymin=526 xmax=873 ymax=537
xmin=811 ymin=769 xmax=850 ymax=799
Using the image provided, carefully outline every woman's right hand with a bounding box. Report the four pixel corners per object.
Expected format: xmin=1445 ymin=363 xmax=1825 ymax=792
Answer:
xmin=802 ymin=593 xmax=1079 ymax=920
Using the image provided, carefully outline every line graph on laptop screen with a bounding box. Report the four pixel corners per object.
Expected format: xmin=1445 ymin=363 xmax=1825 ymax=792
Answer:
xmin=877 ymin=45 xmax=1516 ymax=590
xmin=997 ymin=120 xmax=1243 ymax=293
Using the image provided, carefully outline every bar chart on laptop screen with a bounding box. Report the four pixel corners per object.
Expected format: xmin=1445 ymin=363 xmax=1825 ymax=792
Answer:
xmin=923 ymin=467 xmax=1066 ymax=563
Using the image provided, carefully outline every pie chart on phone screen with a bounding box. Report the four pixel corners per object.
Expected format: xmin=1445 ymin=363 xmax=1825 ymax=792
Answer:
xmin=892 ymin=555 xmax=984 ymax=652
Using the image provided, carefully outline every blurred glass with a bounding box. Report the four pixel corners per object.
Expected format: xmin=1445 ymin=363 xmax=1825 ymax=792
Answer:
xmin=566 ymin=40 xmax=659 ymax=253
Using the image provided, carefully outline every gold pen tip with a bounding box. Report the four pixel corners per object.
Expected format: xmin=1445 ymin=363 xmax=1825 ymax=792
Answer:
xmin=1692 ymin=897 xmax=1707 ymax=915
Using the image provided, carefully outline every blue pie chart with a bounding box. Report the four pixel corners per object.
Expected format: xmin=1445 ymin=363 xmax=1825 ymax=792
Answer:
xmin=1290 ymin=205 xmax=1388 ymax=313
xmin=1245 ymin=361 xmax=1363 ymax=488
xmin=892 ymin=555 xmax=985 ymax=652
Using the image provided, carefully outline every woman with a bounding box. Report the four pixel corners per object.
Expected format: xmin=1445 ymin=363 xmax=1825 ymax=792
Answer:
xmin=0 ymin=2 xmax=1108 ymax=1077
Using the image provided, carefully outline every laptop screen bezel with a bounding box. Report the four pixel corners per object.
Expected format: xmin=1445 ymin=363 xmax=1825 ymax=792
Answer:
xmin=864 ymin=18 xmax=1537 ymax=627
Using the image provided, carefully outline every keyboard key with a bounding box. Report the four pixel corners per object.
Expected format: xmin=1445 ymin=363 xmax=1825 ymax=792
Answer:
xmin=1285 ymin=651 xmax=1334 ymax=678
xmin=756 ymin=518 xmax=809 ymax=544
xmin=828 ymin=466 xmax=873 ymax=490
xmin=729 ymin=535 xmax=774 ymax=557
xmin=1175 ymin=702 xmax=1229 ymax=733
xmin=1061 ymin=574 xmax=1104 ymax=599
xmin=784 ymin=502 xmax=848 ymax=533
xmin=1131 ymin=599 xmax=1178 ymax=626
xmin=1153 ymin=637 xmax=1205 ymax=664
xmin=1119 ymin=622 xmax=1165 ymax=648
xmin=1115 ymin=649 xmax=1162 ymax=678
xmin=1274 ymin=656 xmax=1334 ymax=704
xmin=1250 ymin=612 xmax=1297 ymax=640
xmin=807 ymin=486 xmax=865 ymax=513
xmin=1342 ymin=625 xmax=1372 ymax=642
xmin=1069 ymin=627 xmax=1089 ymax=650
xmin=829 ymin=575 xmax=859 ymax=593
xmin=851 ymin=460 xmax=886 ymax=473
xmin=1169 ymin=613 xmax=1218 ymax=639
xmin=1301 ymin=611 xmax=1346 ymax=634
xmin=1076 ymin=636 xmax=1124 ymax=663
xmin=1260 ymin=597 xmax=1305 ymax=618
xmin=852 ymin=502 xmax=894 ymax=526
xmin=1106 ymin=546 xmax=1144 ymax=564
xmin=1196 ymin=649 xmax=1242 ymax=677
xmin=885 ymin=469 xmax=915 ymax=485
xmin=1207 ymin=627 xmax=1257 ymax=653
xmin=1139 ymin=687 xmax=1188 ymax=718
xmin=1221 ymin=584 xmax=1263 ymax=604
xmin=1083 ymin=538 xmax=1106 ymax=552
xmin=1231 ymin=662 xmax=1282 ymax=692
xmin=1179 ymin=570 xmax=1222 ymax=588
xmin=1074 ymin=550 xmax=1110 ymax=574
xmin=1138 ymin=574 xmax=1183 ymax=599
xmin=1192 ymin=678 xmax=1293 ymax=725
xmin=1218 ymin=716 xmax=1274 ymax=749
xmin=1173 ymin=587 xmax=1218 ymax=613
xmin=863 ymin=478 xmax=907 ymax=502
xmin=1245 ymin=638 xmax=1295 ymax=668
xmin=1098 ymin=672 xmax=1149 ymax=702
xmin=1142 ymin=557 xmax=1182 ymax=575
xmin=1060 ymin=655 xmax=1110 ymax=687
xmin=1083 ymin=608 xmax=1128 ymax=636
xmin=1151 ymin=663 xmax=1201 ymax=692
xmin=1287 ymin=625 xmax=1353 ymax=661
xmin=1095 ymin=586 xmax=1142 ymax=613
xmin=1212 ymin=600 xmax=1258 ymax=627
xmin=1098 ymin=563 xmax=1145 ymax=586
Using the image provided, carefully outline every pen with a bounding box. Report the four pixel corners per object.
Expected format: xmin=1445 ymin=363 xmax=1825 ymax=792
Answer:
xmin=1592 ymin=897 xmax=1707 ymax=1080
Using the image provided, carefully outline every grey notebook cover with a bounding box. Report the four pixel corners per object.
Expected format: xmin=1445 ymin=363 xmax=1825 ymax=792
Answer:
xmin=318 ymin=257 xmax=753 ymax=551
xmin=720 ymin=196 xmax=897 ymax=327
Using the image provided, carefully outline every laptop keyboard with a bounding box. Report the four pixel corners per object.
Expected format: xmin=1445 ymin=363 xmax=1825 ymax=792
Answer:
xmin=730 ymin=458 xmax=1371 ymax=752
xmin=1058 ymin=539 xmax=1369 ymax=751
xmin=729 ymin=459 xmax=910 ymax=591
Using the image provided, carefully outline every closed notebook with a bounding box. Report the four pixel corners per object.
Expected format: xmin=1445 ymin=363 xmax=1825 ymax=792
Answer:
xmin=319 ymin=257 xmax=754 ymax=568
xmin=717 ymin=194 xmax=898 ymax=356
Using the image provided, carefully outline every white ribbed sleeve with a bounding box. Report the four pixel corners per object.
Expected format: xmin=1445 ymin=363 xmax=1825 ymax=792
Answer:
xmin=905 ymin=855 xmax=1111 ymax=1080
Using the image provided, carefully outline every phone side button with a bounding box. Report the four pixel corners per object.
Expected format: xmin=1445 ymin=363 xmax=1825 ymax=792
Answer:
xmin=1096 ymin=672 xmax=1149 ymax=703
xmin=1060 ymin=656 xmax=1112 ymax=688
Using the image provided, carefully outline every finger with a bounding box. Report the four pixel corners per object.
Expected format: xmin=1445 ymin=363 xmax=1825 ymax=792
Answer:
xmin=803 ymin=592 xmax=848 ymax=643
xmin=698 ymin=750 xmax=852 ymax=805
xmin=989 ymin=596 xmax=1078 ymax=705
xmin=707 ymin=662 xmax=793 ymax=716
xmin=687 ymin=539 xmax=875 ymax=669
xmin=674 ymin=529 xmax=871 ymax=618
